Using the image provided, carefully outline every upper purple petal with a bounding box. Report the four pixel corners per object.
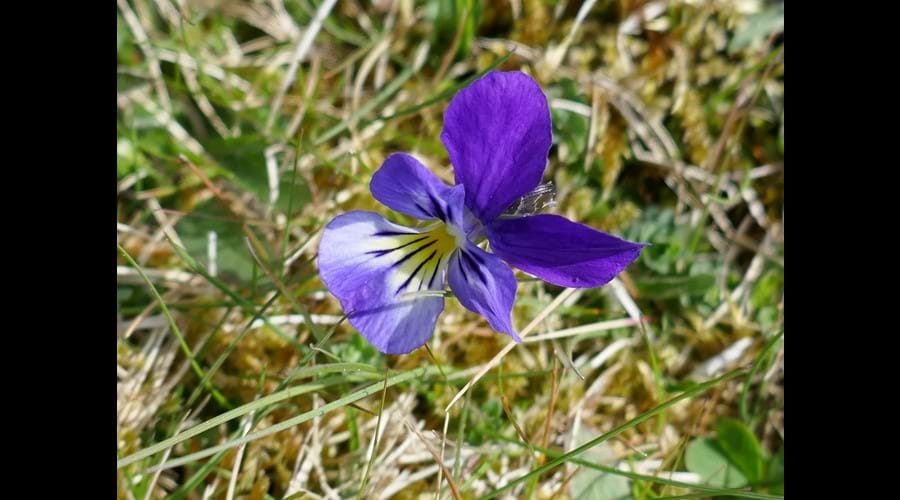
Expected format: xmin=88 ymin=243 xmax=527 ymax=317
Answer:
xmin=486 ymin=214 xmax=646 ymax=288
xmin=370 ymin=153 xmax=453 ymax=221
xmin=440 ymin=71 xmax=552 ymax=223
xmin=447 ymin=241 xmax=520 ymax=341
xmin=317 ymin=211 xmax=449 ymax=354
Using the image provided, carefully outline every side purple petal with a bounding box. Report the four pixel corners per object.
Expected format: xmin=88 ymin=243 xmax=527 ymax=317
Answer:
xmin=447 ymin=242 xmax=520 ymax=341
xmin=443 ymin=183 xmax=468 ymax=229
xmin=486 ymin=214 xmax=646 ymax=288
xmin=317 ymin=211 xmax=448 ymax=354
xmin=440 ymin=71 xmax=552 ymax=224
xmin=370 ymin=153 xmax=453 ymax=221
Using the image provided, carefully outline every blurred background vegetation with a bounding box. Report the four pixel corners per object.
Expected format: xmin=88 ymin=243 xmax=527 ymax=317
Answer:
xmin=117 ymin=0 xmax=783 ymax=498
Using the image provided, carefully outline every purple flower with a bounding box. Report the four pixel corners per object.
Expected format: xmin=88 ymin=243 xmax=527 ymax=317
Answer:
xmin=318 ymin=71 xmax=646 ymax=354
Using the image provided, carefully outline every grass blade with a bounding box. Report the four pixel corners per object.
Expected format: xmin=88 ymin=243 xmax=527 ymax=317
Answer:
xmin=117 ymin=363 xmax=380 ymax=469
xmin=491 ymin=434 xmax=781 ymax=500
xmin=144 ymin=366 xmax=439 ymax=472
xmin=373 ymin=50 xmax=515 ymax=123
xmin=740 ymin=330 xmax=784 ymax=422
xmin=480 ymin=368 xmax=748 ymax=499
xmin=117 ymin=244 xmax=228 ymax=407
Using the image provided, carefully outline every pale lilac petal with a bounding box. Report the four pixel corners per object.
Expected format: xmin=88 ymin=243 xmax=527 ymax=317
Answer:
xmin=370 ymin=153 xmax=453 ymax=221
xmin=318 ymin=211 xmax=452 ymax=354
xmin=447 ymin=242 xmax=520 ymax=341
xmin=440 ymin=71 xmax=552 ymax=223
xmin=486 ymin=214 xmax=646 ymax=288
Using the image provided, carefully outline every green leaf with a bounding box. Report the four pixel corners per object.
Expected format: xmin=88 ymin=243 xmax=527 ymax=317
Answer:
xmin=333 ymin=333 xmax=380 ymax=365
xmin=176 ymin=201 xmax=256 ymax=284
xmin=685 ymin=437 xmax=748 ymax=488
xmin=204 ymin=136 xmax=269 ymax=201
xmin=751 ymin=268 xmax=783 ymax=310
xmin=569 ymin=430 xmax=631 ymax=500
xmin=468 ymin=398 xmax=505 ymax=445
xmin=767 ymin=447 xmax=784 ymax=494
xmin=728 ymin=4 xmax=784 ymax=54
xmin=778 ymin=112 xmax=784 ymax=153
xmin=428 ymin=0 xmax=481 ymax=59
xmin=117 ymin=14 xmax=133 ymax=57
xmin=117 ymin=287 xmax=134 ymax=305
xmin=635 ymin=273 xmax=715 ymax=300
xmin=548 ymin=79 xmax=590 ymax=165
xmin=716 ymin=417 xmax=766 ymax=484
xmin=276 ymin=169 xmax=311 ymax=215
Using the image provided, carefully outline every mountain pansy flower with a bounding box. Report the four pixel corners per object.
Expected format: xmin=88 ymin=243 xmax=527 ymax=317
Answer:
xmin=318 ymin=71 xmax=646 ymax=354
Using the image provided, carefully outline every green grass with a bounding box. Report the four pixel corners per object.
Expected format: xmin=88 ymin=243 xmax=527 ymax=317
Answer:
xmin=117 ymin=0 xmax=783 ymax=497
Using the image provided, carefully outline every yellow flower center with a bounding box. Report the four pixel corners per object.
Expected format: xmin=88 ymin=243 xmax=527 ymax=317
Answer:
xmin=369 ymin=223 xmax=463 ymax=297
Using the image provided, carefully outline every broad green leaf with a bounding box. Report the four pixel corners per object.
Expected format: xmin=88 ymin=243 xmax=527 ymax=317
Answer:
xmin=728 ymin=4 xmax=784 ymax=53
xmin=117 ymin=287 xmax=133 ymax=305
xmin=204 ymin=136 xmax=269 ymax=201
xmin=276 ymin=168 xmax=311 ymax=214
xmin=716 ymin=417 xmax=766 ymax=484
xmin=569 ymin=429 xmax=631 ymax=500
xmin=176 ymin=201 xmax=256 ymax=284
xmin=685 ymin=437 xmax=748 ymax=488
xmin=767 ymin=446 xmax=784 ymax=494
